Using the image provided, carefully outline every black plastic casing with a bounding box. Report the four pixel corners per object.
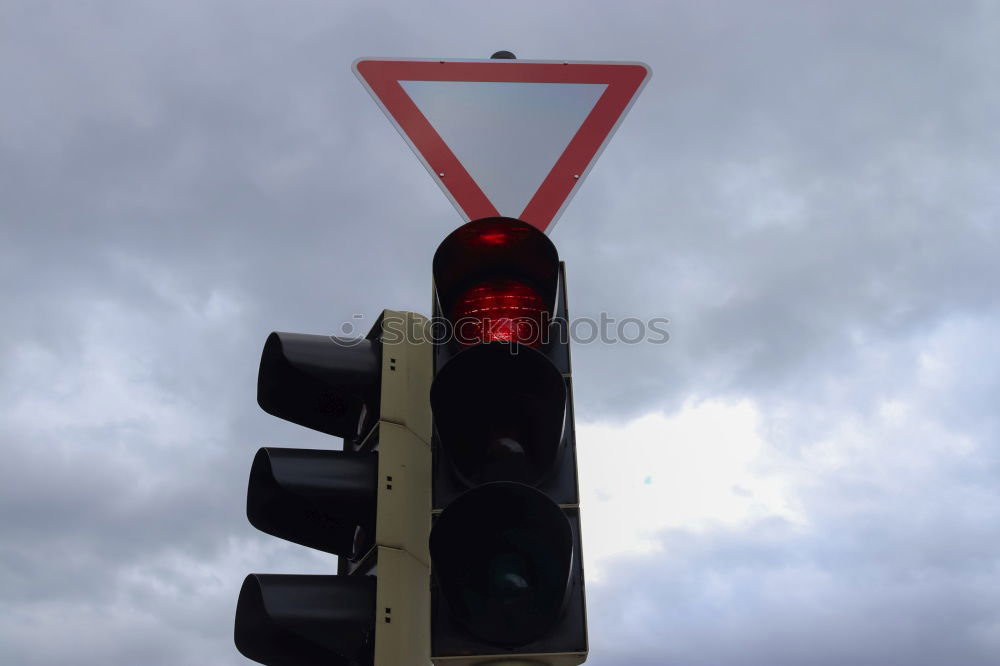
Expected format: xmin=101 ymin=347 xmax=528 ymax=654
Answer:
xmin=429 ymin=218 xmax=587 ymax=662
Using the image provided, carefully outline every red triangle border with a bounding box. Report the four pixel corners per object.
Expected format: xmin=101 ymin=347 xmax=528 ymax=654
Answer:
xmin=354 ymin=59 xmax=651 ymax=233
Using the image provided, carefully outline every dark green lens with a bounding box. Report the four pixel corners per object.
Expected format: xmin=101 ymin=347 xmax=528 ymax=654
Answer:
xmin=488 ymin=553 xmax=531 ymax=604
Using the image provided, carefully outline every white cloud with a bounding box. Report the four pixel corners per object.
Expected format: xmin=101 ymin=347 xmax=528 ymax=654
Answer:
xmin=584 ymin=350 xmax=1000 ymax=665
xmin=579 ymin=400 xmax=803 ymax=580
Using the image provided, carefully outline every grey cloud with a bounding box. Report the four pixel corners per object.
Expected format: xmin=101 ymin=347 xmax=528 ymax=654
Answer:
xmin=588 ymin=521 xmax=1000 ymax=666
xmin=2 ymin=1 xmax=999 ymax=664
xmin=586 ymin=448 xmax=1000 ymax=665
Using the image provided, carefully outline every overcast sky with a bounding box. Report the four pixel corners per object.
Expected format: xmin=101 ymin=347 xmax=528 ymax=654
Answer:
xmin=2 ymin=1 xmax=999 ymax=664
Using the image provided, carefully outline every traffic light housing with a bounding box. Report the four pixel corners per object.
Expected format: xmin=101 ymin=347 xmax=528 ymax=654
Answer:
xmin=235 ymin=311 xmax=433 ymax=666
xmin=429 ymin=217 xmax=588 ymax=664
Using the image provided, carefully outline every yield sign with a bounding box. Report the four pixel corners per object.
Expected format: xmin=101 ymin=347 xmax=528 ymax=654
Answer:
xmin=353 ymin=58 xmax=651 ymax=233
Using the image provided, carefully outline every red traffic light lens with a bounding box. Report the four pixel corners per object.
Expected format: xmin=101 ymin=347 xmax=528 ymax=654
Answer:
xmin=452 ymin=279 xmax=546 ymax=348
xmin=433 ymin=218 xmax=559 ymax=350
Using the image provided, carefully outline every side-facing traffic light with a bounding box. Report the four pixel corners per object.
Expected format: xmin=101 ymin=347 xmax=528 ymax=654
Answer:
xmin=429 ymin=217 xmax=588 ymax=664
xmin=235 ymin=311 xmax=433 ymax=666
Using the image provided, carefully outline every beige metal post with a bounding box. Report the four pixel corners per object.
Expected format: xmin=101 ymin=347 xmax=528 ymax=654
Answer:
xmin=372 ymin=310 xmax=433 ymax=666
xmin=433 ymin=653 xmax=587 ymax=666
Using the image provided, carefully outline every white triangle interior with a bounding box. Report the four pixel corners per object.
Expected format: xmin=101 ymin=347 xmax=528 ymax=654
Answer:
xmin=399 ymin=81 xmax=608 ymax=217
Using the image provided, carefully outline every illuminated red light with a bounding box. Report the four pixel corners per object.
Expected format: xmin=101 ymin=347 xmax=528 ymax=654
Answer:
xmin=462 ymin=219 xmax=532 ymax=248
xmin=477 ymin=231 xmax=510 ymax=246
xmin=452 ymin=279 xmax=547 ymax=348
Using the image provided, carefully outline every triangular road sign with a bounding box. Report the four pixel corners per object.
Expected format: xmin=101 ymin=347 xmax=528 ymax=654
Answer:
xmin=353 ymin=58 xmax=651 ymax=233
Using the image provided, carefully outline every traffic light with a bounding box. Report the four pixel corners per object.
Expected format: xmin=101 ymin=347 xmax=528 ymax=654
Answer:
xmin=235 ymin=311 xmax=433 ymax=666
xmin=429 ymin=217 xmax=588 ymax=664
